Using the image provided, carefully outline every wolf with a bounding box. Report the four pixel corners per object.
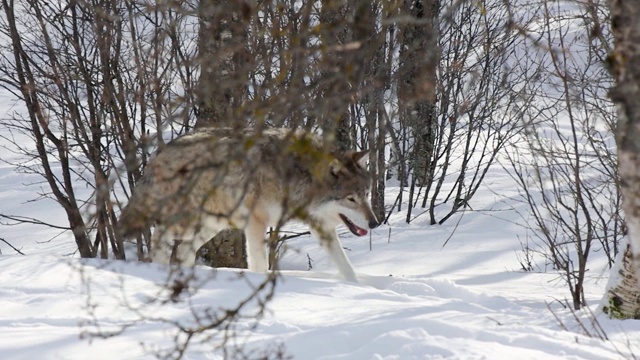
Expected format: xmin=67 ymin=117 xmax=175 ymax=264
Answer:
xmin=118 ymin=127 xmax=380 ymax=282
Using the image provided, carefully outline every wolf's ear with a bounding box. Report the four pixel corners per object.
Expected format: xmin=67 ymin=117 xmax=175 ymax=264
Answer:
xmin=353 ymin=150 xmax=369 ymax=169
xmin=329 ymin=158 xmax=344 ymax=176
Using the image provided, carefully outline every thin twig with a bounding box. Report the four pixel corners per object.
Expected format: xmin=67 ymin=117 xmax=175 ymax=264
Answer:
xmin=441 ymin=209 xmax=466 ymax=248
xmin=0 ymin=237 xmax=25 ymax=255
xmin=545 ymin=300 xmax=568 ymax=331
xmin=0 ymin=213 xmax=69 ymax=230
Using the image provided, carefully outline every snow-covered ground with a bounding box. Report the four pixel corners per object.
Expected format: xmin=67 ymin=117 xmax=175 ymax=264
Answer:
xmin=1 ymin=160 xmax=639 ymax=359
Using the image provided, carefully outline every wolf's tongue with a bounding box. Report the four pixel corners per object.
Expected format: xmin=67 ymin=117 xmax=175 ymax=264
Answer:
xmin=340 ymin=214 xmax=369 ymax=236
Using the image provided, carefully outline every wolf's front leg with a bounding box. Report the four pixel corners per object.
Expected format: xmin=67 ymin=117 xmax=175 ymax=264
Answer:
xmin=311 ymin=227 xmax=358 ymax=283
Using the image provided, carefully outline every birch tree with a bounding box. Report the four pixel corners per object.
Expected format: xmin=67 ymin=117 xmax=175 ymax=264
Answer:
xmin=602 ymin=0 xmax=640 ymax=319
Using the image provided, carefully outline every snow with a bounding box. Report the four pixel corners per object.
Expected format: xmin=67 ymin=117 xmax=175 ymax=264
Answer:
xmin=1 ymin=175 xmax=639 ymax=359
xmin=0 ymin=114 xmax=637 ymax=358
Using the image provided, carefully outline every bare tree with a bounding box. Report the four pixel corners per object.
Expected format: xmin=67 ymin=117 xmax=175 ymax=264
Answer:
xmin=389 ymin=0 xmax=527 ymax=225
xmin=0 ymin=0 xmax=202 ymax=260
xmin=504 ymin=0 xmax=621 ymax=310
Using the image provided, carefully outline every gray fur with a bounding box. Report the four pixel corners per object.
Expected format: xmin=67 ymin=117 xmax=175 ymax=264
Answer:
xmin=118 ymin=127 xmax=379 ymax=282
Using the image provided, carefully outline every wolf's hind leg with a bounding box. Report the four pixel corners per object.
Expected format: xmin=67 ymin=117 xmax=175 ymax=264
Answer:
xmin=312 ymin=227 xmax=358 ymax=283
xmin=244 ymin=218 xmax=269 ymax=273
xmin=150 ymin=227 xmax=173 ymax=265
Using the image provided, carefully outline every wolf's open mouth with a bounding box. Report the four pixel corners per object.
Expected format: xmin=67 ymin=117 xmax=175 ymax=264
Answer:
xmin=339 ymin=214 xmax=368 ymax=236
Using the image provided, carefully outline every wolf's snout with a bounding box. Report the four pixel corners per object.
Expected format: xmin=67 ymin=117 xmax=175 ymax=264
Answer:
xmin=369 ymin=219 xmax=380 ymax=229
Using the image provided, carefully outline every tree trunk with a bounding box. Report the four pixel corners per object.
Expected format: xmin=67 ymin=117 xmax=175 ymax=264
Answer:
xmin=602 ymin=243 xmax=640 ymax=319
xmin=602 ymin=0 xmax=640 ymax=319
xmin=196 ymin=230 xmax=247 ymax=269
xmin=355 ymin=1 xmax=387 ymax=220
xmin=398 ymin=0 xmax=440 ymax=222
xmin=190 ymin=0 xmax=251 ymax=269
xmin=195 ymin=0 xmax=249 ymax=129
xmin=317 ymin=0 xmax=355 ymax=150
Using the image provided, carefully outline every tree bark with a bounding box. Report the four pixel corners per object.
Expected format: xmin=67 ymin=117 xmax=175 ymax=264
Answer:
xmin=316 ymin=0 xmax=356 ymax=150
xmin=195 ymin=0 xmax=250 ymax=129
xmin=191 ymin=0 xmax=251 ymax=268
xmin=603 ymin=0 xmax=640 ymax=319
xmin=397 ymin=0 xmax=439 ymax=222
xmin=602 ymin=243 xmax=640 ymax=319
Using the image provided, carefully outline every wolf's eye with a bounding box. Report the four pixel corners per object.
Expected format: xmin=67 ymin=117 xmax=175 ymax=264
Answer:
xmin=346 ymin=196 xmax=357 ymax=203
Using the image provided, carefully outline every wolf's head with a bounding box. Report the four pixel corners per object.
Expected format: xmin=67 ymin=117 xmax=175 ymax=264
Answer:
xmin=311 ymin=150 xmax=380 ymax=236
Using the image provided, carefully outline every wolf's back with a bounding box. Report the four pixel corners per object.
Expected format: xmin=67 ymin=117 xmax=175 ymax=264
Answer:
xmin=116 ymin=127 xmax=332 ymax=238
xmin=116 ymin=128 xmax=236 ymax=238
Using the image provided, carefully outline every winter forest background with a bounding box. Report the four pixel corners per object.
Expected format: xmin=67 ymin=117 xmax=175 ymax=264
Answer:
xmin=1 ymin=0 xmax=640 ymax=359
